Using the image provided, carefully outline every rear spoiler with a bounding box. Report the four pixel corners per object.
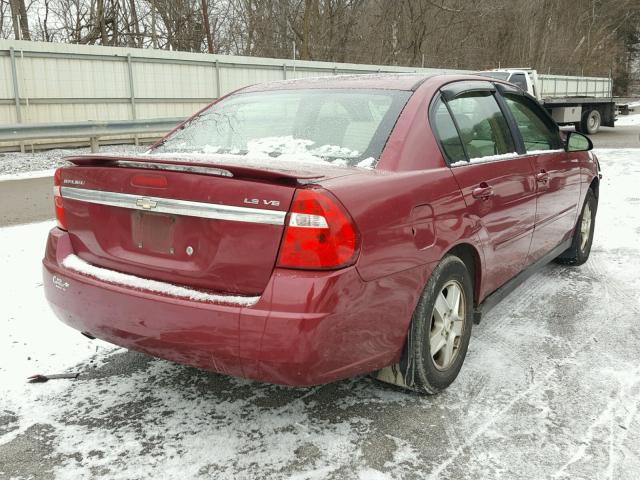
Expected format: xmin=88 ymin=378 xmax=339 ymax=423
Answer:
xmin=64 ymin=154 xmax=326 ymax=182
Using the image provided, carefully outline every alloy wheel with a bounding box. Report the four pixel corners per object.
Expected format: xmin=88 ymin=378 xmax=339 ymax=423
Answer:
xmin=429 ymin=280 xmax=466 ymax=370
xmin=581 ymin=203 xmax=592 ymax=252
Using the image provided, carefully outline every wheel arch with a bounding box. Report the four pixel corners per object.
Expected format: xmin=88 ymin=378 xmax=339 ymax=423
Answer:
xmin=374 ymin=242 xmax=481 ymax=392
xmin=444 ymin=243 xmax=483 ymax=306
xmin=589 ymin=175 xmax=599 ymax=200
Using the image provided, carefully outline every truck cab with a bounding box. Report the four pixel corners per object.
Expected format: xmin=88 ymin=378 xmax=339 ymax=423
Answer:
xmin=479 ymin=69 xmax=540 ymax=99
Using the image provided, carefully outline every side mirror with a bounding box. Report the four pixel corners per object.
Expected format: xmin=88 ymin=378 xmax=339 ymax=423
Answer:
xmin=565 ymin=131 xmax=593 ymax=152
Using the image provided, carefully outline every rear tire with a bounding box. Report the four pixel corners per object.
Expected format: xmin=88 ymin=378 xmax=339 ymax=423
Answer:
xmin=555 ymin=189 xmax=597 ymax=266
xmin=579 ymin=109 xmax=601 ymax=135
xmin=400 ymin=255 xmax=473 ymax=394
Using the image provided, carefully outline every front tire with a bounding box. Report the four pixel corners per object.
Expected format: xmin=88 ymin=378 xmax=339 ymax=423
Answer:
xmin=400 ymin=255 xmax=473 ymax=394
xmin=556 ymin=188 xmax=597 ymax=266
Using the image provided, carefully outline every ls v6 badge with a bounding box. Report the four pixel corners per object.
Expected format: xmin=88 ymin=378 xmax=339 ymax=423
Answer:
xmin=244 ymin=198 xmax=280 ymax=207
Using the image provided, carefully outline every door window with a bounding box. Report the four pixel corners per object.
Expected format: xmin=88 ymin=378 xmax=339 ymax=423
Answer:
xmin=445 ymin=92 xmax=516 ymax=162
xmin=431 ymin=96 xmax=467 ymax=164
xmin=503 ymin=94 xmax=563 ymax=152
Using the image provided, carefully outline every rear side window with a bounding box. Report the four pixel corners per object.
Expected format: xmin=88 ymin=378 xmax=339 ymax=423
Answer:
xmin=503 ymin=94 xmax=562 ymax=152
xmin=431 ymin=97 xmax=466 ymax=164
xmin=446 ymin=92 xmax=516 ymax=161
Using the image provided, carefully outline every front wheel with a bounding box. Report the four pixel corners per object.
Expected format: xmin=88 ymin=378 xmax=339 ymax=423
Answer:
xmin=392 ymin=255 xmax=474 ymax=394
xmin=556 ymin=189 xmax=597 ymax=266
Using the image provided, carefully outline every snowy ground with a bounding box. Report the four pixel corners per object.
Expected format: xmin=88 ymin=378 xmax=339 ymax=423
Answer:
xmin=616 ymin=113 xmax=640 ymax=127
xmin=1 ymin=149 xmax=640 ymax=479
xmin=0 ymin=144 xmax=147 ymax=177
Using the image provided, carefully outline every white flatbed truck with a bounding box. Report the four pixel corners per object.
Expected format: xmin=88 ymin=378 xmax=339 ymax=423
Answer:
xmin=479 ymin=68 xmax=615 ymax=134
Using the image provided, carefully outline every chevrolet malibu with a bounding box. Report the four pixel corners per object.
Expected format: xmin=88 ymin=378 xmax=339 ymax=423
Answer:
xmin=43 ymin=74 xmax=599 ymax=393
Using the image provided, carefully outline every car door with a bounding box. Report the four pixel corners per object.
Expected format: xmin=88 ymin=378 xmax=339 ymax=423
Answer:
xmin=432 ymin=82 xmax=537 ymax=296
xmin=499 ymin=88 xmax=582 ymax=263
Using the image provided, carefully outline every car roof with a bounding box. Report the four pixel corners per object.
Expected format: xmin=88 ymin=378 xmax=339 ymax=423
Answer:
xmin=238 ymin=73 xmax=504 ymax=94
xmin=239 ymin=73 xmax=443 ymax=92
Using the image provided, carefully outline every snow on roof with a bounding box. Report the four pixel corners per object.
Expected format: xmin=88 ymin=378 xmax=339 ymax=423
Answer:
xmin=241 ymin=72 xmax=439 ymax=92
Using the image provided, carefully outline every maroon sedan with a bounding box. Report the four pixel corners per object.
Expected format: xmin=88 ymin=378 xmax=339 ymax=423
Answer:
xmin=43 ymin=74 xmax=599 ymax=393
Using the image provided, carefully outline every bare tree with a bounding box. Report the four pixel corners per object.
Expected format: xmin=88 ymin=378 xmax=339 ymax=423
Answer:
xmin=201 ymin=0 xmax=213 ymax=53
xmin=1 ymin=0 xmax=638 ymax=93
xmin=9 ymin=0 xmax=30 ymax=39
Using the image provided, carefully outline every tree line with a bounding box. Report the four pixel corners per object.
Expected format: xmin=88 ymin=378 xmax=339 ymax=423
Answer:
xmin=1 ymin=0 xmax=639 ymax=94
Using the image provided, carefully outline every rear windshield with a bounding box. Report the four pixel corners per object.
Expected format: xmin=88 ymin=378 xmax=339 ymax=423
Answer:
xmin=151 ymin=88 xmax=411 ymax=169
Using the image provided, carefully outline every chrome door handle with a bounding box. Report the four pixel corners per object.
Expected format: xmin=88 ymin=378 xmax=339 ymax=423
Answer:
xmin=472 ymin=184 xmax=494 ymax=200
xmin=535 ymin=170 xmax=549 ymax=184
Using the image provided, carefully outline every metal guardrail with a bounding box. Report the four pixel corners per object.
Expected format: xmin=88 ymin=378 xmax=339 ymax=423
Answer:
xmin=0 ymin=117 xmax=184 ymax=153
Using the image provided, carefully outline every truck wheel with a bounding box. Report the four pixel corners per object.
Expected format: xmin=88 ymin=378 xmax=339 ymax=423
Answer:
xmin=555 ymin=189 xmax=597 ymax=266
xmin=580 ymin=109 xmax=601 ymax=134
xmin=400 ymin=255 xmax=473 ymax=394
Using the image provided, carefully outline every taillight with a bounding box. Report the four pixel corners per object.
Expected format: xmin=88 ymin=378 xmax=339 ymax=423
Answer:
xmin=277 ymin=188 xmax=359 ymax=269
xmin=53 ymin=168 xmax=67 ymax=230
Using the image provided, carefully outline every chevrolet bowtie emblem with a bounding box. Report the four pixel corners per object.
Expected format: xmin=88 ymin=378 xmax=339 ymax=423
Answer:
xmin=136 ymin=197 xmax=158 ymax=209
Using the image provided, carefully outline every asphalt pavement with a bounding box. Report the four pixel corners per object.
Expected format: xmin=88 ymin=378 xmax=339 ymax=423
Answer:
xmin=590 ymin=121 xmax=640 ymax=149
xmin=0 ymin=174 xmax=54 ymax=226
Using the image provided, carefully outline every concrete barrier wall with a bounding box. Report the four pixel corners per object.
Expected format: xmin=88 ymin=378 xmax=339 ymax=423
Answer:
xmin=0 ymin=40 xmax=465 ymax=150
xmin=1 ymin=40 xmax=612 ymax=151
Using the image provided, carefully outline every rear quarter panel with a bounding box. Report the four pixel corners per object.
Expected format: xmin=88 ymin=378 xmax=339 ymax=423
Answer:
xmin=323 ymin=170 xmax=478 ymax=282
xmin=320 ymin=168 xmax=483 ymax=367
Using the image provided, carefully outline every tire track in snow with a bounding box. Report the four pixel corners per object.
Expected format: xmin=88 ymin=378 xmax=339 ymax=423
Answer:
xmin=551 ymin=366 xmax=640 ymax=480
xmin=472 ymin=265 xmax=590 ymax=381
xmin=547 ymin=243 xmax=639 ymax=479
xmin=424 ymin=284 xmax=629 ymax=480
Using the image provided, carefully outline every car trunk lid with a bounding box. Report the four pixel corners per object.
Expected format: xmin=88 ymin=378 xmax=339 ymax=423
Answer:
xmin=58 ymin=154 xmax=355 ymax=296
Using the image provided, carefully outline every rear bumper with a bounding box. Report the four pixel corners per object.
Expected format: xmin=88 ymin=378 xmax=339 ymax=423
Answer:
xmin=43 ymin=228 xmax=425 ymax=386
